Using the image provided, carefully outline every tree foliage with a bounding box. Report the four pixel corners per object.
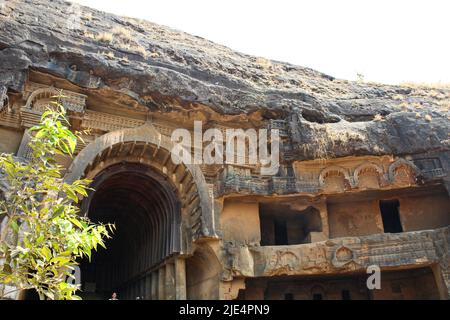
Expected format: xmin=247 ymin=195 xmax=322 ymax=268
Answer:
xmin=0 ymin=97 xmax=114 ymax=300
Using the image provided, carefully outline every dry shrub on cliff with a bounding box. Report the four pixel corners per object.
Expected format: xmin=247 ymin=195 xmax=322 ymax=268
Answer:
xmin=399 ymin=102 xmax=409 ymax=111
xmin=438 ymin=100 xmax=450 ymax=111
xmin=83 ymin=31 xmax=95 ymax=39
xmin=81 ymin=12 xmax=92 ymax=21
xmin=105 ymin=26 xmax=150 ymax=57
xmin=326 ymin=127 xmax=366 ymax=148
xmin=400 ymin=81 xmax=450 ymax=90
xmin=112 ymin=26 xmax=132 ymax=39
xmin=100 ymin=51 xmax=115 ymax=59
xmin=401 ymin=82 xmax=450 ymax=101
xmin=373 ymin=114 xmax=384 ymax=121
xmin=117 ymin=42 xmax=148 ymax=57
xmin=255 ymin=57 xmax=273 ymax=70
xmin=96 ymin=32 xmax=113 ymax=43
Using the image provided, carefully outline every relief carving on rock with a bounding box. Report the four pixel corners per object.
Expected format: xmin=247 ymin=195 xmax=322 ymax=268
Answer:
xmin=266 ymin=251 xmax=300 ymax=276
xmin=319 ymin=166 xmax=351 ymax=193
xmin=331 ymin=245 xmax=359 ymax=268
xmin=388 ymin=159 xmax=419 ymax=187
xmin=353 ymin=162 xmax=383 ymax=189
xmin=301 ymin=245 xmax=331 ymax=272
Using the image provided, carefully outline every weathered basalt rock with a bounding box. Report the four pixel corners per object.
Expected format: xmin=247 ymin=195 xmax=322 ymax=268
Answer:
xmin=0 ymin=0 xmax=449 ymax=163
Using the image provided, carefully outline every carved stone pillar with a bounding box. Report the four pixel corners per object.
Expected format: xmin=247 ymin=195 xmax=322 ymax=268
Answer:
xmin=431 ymin=263 xmax=450 ymax=300
xmin=16 ymin=130 xmax=33 ymax=159
xmin=175 ymin=257 xmax=187 ymax=300
xmin=165 ymin=262 xmax=176 ymax=300
xmin=151 ymin=271 xmax=158 ymax=300
xmin=145 ymin=274 xmax=152 ymax=300
xmin=317 ymin=200 xmax=330 ymax=239
xmin=158 ymin=266 xmax=165 ymax=300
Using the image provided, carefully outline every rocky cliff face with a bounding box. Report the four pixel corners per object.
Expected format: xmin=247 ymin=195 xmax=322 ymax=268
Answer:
xmin=0 ymin=0 xmax=449 ymax=161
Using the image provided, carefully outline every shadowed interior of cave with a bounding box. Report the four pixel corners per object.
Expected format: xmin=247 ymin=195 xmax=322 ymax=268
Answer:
xmin=380 ymin=199 xmax=403 ymax=233
xmin=259 ymin=204 xmax=322 ymax=246
xmin=79 ymin=163 xmax=180 ymax=300
xmin=238 ymin=267 xmax=440 ymax=300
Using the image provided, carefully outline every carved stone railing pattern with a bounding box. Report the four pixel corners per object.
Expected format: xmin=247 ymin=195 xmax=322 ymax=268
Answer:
xmin=442 ymin=268 xmax=450 ymax=296
xmin=219 ymin=175 xmax=322 ymax=196
xmin=271 ymin=176 xmax=296 ymax=193
xmin=19 ymin=108 xmax=42 ymax=128
xmin=295 ymin=180 xmax=320 ymax=193
xmin=151 ymin=122 xmax=175 ymax=137
xmin=16 ymin=131 xmax=33 ymax=160
xmin=268 ymin=119 xmax=289 ymax=137
xmin=222 ymin=226 xmax=450 ymax=280
xmin=81 ymin=110 xmax=146 ymax=132
xmin=422 ymin=168 xmax=446 ymax=179
xmin=0 ymin=109 xmax=20 ymax=128
xmin=223 ymin=175 xmax=271 ymax=194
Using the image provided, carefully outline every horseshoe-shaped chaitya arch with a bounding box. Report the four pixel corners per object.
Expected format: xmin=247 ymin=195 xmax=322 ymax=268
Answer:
xmin=318 ymin=165 xmax=352 ymax=187
xmin=24 ymin=87 xmax=60 ymax=110
xmin=387 ymin=158 xmax=420 ymax=182
xmin=353 ymin=161 xmax=384 ymax=186
xmin=64 ymin=124 xmax=214 ymax=243
xmin=24 ymin=87 xmax=86 ymax=113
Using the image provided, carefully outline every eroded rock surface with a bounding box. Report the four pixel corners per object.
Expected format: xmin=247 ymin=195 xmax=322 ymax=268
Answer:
xmin=0 ymin=0 xmax=449 ymax=161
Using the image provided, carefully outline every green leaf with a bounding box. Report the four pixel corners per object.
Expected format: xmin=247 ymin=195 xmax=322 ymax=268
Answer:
xmin=10 ymin=220 xmax=19 ymax=233
xmin=36 ymin=234 xmax=44 ymax=245
xmin=23 ymin=236 xmax=32 ymax=249
xmin=41 ymin=246 xmax=52 ymax=261
xmin=50 ymin=256 xmax=71 ymax=265
xmin=67 ymin=137 xmax=76 ymax=154
xmin=73 ymin=185 xmax=88 ymax=197
xmin=52 ymin=205 xmax=65 ymax=217
xmin=69 ymin=218 xmax=83 ymax=230
xmin=65 ymin=188 xmax=78 ymax=203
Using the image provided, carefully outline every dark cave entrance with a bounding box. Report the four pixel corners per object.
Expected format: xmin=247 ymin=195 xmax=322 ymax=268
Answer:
xmin=79 ymin=163 xmax=181 ymax=300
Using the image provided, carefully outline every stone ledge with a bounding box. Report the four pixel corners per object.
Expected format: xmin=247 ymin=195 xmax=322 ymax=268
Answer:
xmin=223 ymin=226 xmax=449 ymax=279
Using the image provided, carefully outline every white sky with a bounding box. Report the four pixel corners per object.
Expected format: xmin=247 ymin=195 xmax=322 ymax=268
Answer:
xmin=70 ymin=0 xmax=450 ymax=85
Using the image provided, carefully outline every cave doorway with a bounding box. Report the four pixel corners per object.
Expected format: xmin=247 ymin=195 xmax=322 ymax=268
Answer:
xmin=79 ymin=163 xmax=182 ymax=300
xmin=380 ymin=200 xmax=403 ymax=233
xmin=274 ymin=220 xmax=288 ymax=245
